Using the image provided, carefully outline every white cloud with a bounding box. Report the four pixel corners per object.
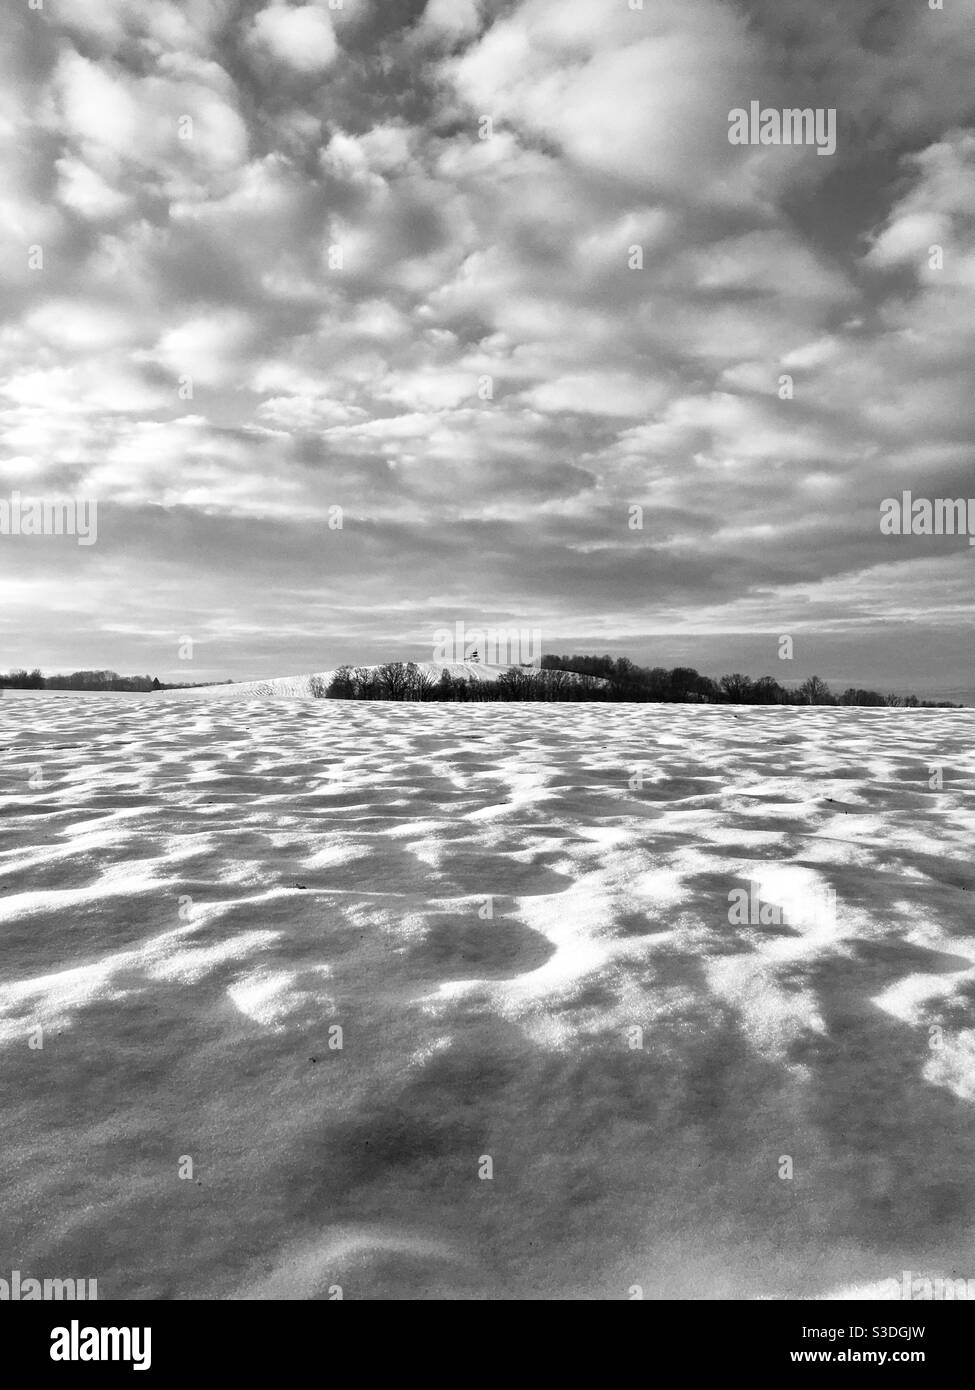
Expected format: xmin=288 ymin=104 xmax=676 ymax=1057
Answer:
xmin=523 ymin=373 xmax=668 ymax=419
xmin=148 ymin=311 xmax=257 ymax=388
xmin=249 ymin=3 xmax=338 ymax=73
xmin=49 ymin=49 xmax=249 ymax=204
xmin=55 ymin=155 xmax=132 ymax=220
xmin=419 ymin=0 xmax=482 ymax=43
xmin=450 ymin=0 xmax=761 ymax=196
xmin=24 ymin=300 xmax=140 ymax=351
xmin=864 ymin=132 xmax=975 ymax=282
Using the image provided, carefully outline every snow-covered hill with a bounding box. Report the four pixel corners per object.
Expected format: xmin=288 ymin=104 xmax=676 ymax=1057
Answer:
xmin=157 ymin=661 xmax=589 ymax=699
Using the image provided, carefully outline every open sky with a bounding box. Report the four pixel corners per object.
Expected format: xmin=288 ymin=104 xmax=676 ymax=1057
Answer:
xmin=1 ymin=0 xmax=973 ymax=698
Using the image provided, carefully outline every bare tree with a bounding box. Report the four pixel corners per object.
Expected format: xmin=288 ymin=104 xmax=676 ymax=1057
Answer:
xmin=797 ymin=675 xmax=834 ymax=705
xmin=326 ymin=666 xmax=357 ymax=699
xmin=373 ymin=662 xmax=412 ymax=700
xmin=719 ymin=673 xmax=754 ymax=703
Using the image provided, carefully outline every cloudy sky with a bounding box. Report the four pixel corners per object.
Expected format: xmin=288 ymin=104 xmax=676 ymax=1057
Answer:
xmin=2 ymin=0 xmax=974 ymax=697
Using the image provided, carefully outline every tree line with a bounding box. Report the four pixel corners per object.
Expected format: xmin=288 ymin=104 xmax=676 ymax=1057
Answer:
xmin=321 ymin=659 xmax=959 ymax=706
xmin=1 ymin=660 xmax=958 ymax=706
xmin=0 ymin=669 xmax=218 ymax=692
xmin=319 ymin=665 xmax=595 ymax=701
xmin=540 ymin=656 xmax=958 ymax=706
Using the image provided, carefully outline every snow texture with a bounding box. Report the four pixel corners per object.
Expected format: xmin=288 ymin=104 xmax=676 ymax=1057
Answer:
xmin=1 ymin=692 xmax=974 ymax=1299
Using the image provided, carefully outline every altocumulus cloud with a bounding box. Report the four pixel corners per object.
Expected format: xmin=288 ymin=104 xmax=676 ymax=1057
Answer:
xmin=0 ymin=0 xmax=973 ymax=695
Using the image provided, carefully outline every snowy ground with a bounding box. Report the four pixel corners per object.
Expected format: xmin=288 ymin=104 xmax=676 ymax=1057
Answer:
xmin=1 ymin=693 xmax=974 ymax=1300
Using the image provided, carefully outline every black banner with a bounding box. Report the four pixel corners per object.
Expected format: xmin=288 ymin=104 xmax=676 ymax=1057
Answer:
xmin=1 ymin=1298 xmax=968 ymax=1375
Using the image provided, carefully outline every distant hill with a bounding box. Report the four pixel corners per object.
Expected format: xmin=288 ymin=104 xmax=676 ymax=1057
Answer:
xmin=153 ymin=661 xmax=582 ymax=700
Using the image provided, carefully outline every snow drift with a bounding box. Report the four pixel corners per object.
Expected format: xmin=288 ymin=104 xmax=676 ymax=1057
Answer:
xmin=1 ymin=693 xmax=974 ymax=1299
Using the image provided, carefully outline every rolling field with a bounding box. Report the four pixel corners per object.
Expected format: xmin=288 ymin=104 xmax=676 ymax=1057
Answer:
xmin=2 ymin=693 xmax=974 ymax=1299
